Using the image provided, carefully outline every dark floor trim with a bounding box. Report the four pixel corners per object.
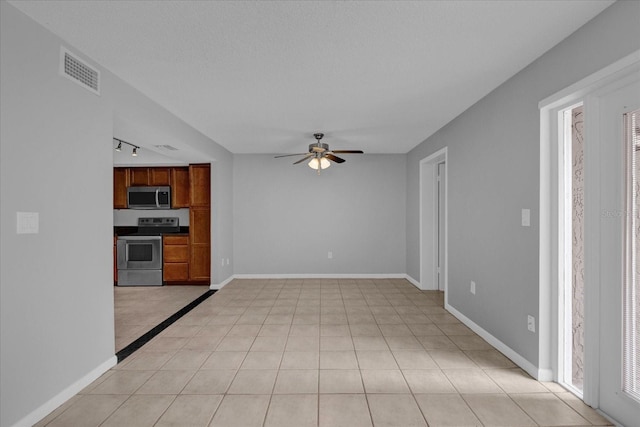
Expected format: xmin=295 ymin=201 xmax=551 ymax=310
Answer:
xmin=116 ymin=289 xmax=216 ymax=363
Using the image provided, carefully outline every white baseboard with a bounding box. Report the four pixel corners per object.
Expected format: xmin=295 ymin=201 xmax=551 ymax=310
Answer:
xmin=214 ymin=273 xmax=422 ymax=290
xmin=232 ymin=273 xmax=409 ymax=279
xmin=210 ymin=275 xmax=235 ymax=290
xmin=404 ymin=274 xmax=421 ymax=289
xmin=445 ymin=303 xmax=544 ymax=380
xmin=14 ymin=355 xmax=117 ymax=427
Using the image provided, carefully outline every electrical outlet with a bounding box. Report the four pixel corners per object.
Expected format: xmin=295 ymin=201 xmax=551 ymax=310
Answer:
xmin=470 ymin=281 xmax=476 ymax=295
xmin=328 ymin=251 xmax=333 ymax=259
xmin=527 ymin=315 xmax=536 ymax=332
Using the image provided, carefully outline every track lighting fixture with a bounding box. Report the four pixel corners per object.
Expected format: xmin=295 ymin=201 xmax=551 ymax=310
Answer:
xmin=113 ymin=138 xmax=140 ymax=157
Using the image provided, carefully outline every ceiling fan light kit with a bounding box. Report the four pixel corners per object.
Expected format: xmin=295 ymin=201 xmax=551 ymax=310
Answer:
xmin=275 ymin=132 xmax=364 ymax=175
xmin=308 ymin=157 xmax=331 ymax=170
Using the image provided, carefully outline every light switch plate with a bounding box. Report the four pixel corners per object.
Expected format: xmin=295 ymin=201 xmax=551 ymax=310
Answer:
xmin=17 ymin=212 xmax=39 ymax=234
xmin=521 ymin=209 xmax=531 ymax=227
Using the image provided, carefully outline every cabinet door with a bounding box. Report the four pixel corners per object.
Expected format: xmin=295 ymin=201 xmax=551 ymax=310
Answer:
xmin=190 ymin=246 xmax=210 ymax=281
xmin=190 ymin=208 xmax=210 ymax=245
xmin=189 ymin=164 xmax=211 ymax=207
xmin=164 ymin=263 xmax=189 ymax=281
xmin=113 ymin=168 xmax=129 ymax=209
xmin=190 ymin=207 xmax=210 ymax=281
xmin=164 ymin=245 xmax=189 ymax=262
xmin=171 ymin=167 xmax=190 ymax=208
xmin=129 ymin=168 xmax=150 ymax=186
xmin=150 ymin=168 xmax=171 ymax=186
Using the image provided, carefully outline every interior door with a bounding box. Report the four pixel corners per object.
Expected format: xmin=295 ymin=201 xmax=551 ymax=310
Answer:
xmin=595 ymin=77 xmax=640 ymax=426
xmin=437 ymin=162 xmax=446 ymax=291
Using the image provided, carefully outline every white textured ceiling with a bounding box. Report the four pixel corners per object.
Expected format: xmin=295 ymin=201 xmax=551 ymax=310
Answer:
xmin=10 ymin=0 xmax=613 ymax=154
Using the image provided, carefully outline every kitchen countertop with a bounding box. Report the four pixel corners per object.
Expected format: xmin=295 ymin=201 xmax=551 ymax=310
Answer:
xmin=114 ymin=226 xmax=189 ymax=236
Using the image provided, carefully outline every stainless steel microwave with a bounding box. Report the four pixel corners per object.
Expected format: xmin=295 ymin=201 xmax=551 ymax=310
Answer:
xmin=127 ymin=186 xmax=171 ymax=209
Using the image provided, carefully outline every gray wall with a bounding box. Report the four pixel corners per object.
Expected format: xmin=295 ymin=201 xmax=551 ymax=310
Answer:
xmin=406 ymin=0 xmax=640 ymax=367
xmin=234 ymin=154 xmax=406 ymax=275
xmin=0 ymin=3 xmax=233 ymax=426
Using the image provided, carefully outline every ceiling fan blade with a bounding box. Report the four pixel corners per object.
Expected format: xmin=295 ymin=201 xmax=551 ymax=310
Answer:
xmin=325 ymin=153 xmax=346 ymax=163
xmin=293 ymin=153 xmax=314 ymax=164
xmin=331 ymin=150 xmax=364 ymax=154
xmin=274 ymin=153 xmax=308 ymax=158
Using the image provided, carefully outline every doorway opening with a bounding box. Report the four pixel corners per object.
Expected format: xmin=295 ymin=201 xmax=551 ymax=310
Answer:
xmin=419 ymin=147 xmax=447 ymax=298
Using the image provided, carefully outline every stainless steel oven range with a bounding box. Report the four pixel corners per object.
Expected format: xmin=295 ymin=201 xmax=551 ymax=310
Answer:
xmin=116 ymin=217 xmax=180 ymax=286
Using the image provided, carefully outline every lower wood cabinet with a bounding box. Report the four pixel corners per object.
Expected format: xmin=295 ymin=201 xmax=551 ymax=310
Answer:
xmin=163 ymin=235 xmax=189 ymax=283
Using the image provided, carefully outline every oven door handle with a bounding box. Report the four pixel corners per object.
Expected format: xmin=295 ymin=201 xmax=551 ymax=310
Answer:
xmin=155 ymin=188 xmax=160 ymax=208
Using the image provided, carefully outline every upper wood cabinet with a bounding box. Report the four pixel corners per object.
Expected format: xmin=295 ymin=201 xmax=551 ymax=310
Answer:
xmin=114 ymin=167 xmax=178 ymax=208
xmin=189 ymin=164 xmax=211 ymax=207
xmin=129 ymin=167 xmax=171 ymax=186
xmin=129 ymin=168 xmax=150 ymax=186
xmin=150 ymin=168 xmax=171 ymax=185
xmin=171 ymin=167 xmax=190 ymax=208
xmin=113 ymin=167 xmax=129 ymax=209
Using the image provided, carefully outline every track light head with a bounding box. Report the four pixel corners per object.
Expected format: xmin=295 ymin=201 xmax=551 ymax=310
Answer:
xmin=115 ymin=142 xmax=122 ymax=152
xmin=132 ymin=147 xmax=138 ymax=157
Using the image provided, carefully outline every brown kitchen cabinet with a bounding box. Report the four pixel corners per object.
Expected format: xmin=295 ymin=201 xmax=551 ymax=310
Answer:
xmin=150 ymin=168 xmax=171 ymax=185
xmin=189 ymin=164 xmax=211 ymax=207
xmin=189 ymin=207 xmax=210 ymax=281
xmin=189 ymin=163 xmax=211 ymax=282
xmin=129 ymin=167 xmax=171 ymax=186
xmin=163 ymin=235 xmax=190 ymax=283
xmin=171 ymin=167 xmax=190 ymax=208
xmin=128 ymin=168 xmax=150 ymax=186
xmin=113 ymin=167 xmax=129 ymax=209
xmin=114 ymin=167 xmax=184 ymax=208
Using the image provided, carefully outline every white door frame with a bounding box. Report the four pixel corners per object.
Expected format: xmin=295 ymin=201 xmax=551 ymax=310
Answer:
xmin=419 ymin=147 xmax=448 ymax=300
xmin=539 ymin=50 xmax=640 ymax=402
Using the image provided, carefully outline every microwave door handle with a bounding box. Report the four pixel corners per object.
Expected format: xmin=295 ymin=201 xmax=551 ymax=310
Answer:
xmin=155 ymin=188 xmax=160 ymax=208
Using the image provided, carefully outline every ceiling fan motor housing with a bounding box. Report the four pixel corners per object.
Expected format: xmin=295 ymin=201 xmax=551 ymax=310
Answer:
xmin=310 ymin=143 xmax=329 ymax=153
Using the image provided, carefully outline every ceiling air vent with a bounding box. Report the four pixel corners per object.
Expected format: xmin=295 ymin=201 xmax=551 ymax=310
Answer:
xmin=154 ymin=145 xmax=179 ymax=151
xmin=59 ymin=47 xmax=100 ymax=95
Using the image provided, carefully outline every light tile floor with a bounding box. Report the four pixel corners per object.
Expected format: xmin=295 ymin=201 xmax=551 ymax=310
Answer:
xmin=114 ymin=285 xmax=210 ymax=352
xmin=38 ymin=279 xmax=612 ymax=426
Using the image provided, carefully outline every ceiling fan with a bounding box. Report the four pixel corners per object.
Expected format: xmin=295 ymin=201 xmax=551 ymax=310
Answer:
xmin=275 ymin=133 xmax=364 ymax=174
